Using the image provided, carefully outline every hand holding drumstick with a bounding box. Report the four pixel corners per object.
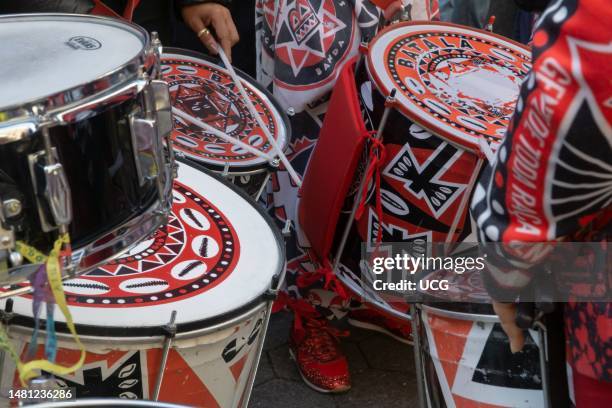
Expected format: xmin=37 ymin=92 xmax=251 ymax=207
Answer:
xmin=180 ymin=2 xmax=239 ymax=62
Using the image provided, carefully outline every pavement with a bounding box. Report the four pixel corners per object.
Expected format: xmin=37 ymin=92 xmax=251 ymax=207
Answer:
xmin=249 ymin=311 xmax=419 ymax=408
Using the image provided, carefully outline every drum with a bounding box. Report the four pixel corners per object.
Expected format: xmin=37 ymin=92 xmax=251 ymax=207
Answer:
xmin=0 ymin=160 xmax=285 ymax=407
xmin=161 ymin=48 xmax=290 ymax=199
xmin=19 ymin=399 xmax=188 ymax=407
xmin=336 ymin=22 xmax=531 ymax=319
xmin=417 ymin=270 xmax=546 ymax=408
xmin=0 ymin=14 xmax=174 ymax=286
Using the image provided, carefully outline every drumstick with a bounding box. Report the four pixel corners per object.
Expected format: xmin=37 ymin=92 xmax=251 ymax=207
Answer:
xmin=171 ymin=107 xmax=274 ymax=162
xmin=215 ymin=44 xmax=303 ymax=187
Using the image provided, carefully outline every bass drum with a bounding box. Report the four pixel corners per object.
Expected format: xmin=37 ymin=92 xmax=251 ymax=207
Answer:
xmin=0 ymin=159 xmax=285 ymax=408
xmin=418 ymin=269 xmax=546 ymax=408
xmin=162 ymin=48 xmax=290 ymax=199
xmin=336 ymin=22 xmax=531 ymax=320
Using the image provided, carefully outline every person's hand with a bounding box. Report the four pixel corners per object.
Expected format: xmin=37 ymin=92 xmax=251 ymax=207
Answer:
xmin=492 ymin=301 xmax=525 ymax=353
xmin=180 ymin=3 xmax=239 ymax=62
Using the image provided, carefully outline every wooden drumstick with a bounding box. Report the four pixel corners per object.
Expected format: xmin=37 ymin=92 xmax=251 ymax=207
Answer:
xmin=171 ymin=107 xmax=274 ymax=162
xmin=214 ymin=43 xmax=303 ymax=187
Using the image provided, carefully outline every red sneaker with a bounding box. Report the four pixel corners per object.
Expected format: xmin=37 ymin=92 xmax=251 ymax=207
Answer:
xmin=347 ymin=307 xmax=413 ymax=345
xmin=289 ymin=317 xmax=351 ymax=393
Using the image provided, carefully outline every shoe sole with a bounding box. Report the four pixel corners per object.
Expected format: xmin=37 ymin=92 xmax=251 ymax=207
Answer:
xmin=288 ymin=349 xmax=351 ymax=394
xmin=347 ymin=318 xmax=414 ymax=345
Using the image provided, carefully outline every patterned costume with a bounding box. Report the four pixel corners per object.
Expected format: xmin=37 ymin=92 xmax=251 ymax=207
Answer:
xmin=470 ymin=0 xmax=611 ymax=405
xmin=255 ymin=0 xmax=438 ymax=392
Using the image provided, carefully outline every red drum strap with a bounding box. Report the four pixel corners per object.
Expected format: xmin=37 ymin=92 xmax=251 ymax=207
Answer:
xmin=297 ymin=259 xmax=349 ymax=300
xmin=355 ymin=131 xmax=386 ymax=244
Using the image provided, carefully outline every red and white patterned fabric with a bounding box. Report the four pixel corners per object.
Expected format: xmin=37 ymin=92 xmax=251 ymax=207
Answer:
xmin=470 ymin=0 xmax=611 ymax=404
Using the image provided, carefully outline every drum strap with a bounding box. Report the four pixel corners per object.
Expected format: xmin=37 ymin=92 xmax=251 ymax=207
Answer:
xmin=296 ymin=259 xmax=349 ymax=300
xmin=355 ymin=131 xmax=386 ymax=244
xmin=0 ymin=234 xmax=86 ymax=386
xmin=274 ymin=292 xmax=350 ymax=340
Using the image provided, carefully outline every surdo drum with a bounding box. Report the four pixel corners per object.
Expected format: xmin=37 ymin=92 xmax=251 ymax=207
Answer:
xmin=336 ymin=22 xmax=531 ymax=319
xmin=162 ymin=48 xmax=290 ymax=199
xmin=0 ymin=14 xmax=174 ymax=287
xmin=417 ymin=269 xmax=546 ymax=407
xmin=0 ymin=160 xmax=285 ymax=407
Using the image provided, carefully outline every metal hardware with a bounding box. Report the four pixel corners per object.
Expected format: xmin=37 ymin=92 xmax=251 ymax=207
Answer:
xmin=286 ymin=107 xmax=295 ymax=116
xmin=3 ymin=199 xmax=22 ymax=218
xmin=151 ymin=31 xmax=162 ymax=58
xmin=9 ymin=251 xmax=22 ymax=267
xmin=411 ymin=306 xmax=426 ymax=408
xmin=282 ymin=219 xmax=293 ymax=237
xmin=153 ymin=310 xmax=177 ymax=401
xmin=0 ymin=187 xmax=168 ymax=298
xmin=222 ymin=162 xmax=230 ymax=177
xmin=0 ymin=228 xmax=14 ymax=250
xmin=269 ymin=158 xmax=281 ymax=168
xmin=129 ymin=114 xmax=159 ymax=186
xmin=44 ymin=163 xmax=72 ymax=227
xmin=151 ymin=81 xmax=173 ymax=142
xmin=0 ymin=14 xmax=153 ymax=129
xmin=535 ymin=321 xmax=551 ymax=408
xmin=28 ymin=147 xmax=72 ymax=232
xmin=0 ymin=120 xmax=38 ymax=146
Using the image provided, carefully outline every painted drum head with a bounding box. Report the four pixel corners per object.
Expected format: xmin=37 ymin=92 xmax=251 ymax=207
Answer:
xmin=367 ymin=22 xmax=531 ymax=152
xmin=2 ymin=161 xmax=284 ymax=334
xmin=162 ymin=48 xmax=288 ymax=173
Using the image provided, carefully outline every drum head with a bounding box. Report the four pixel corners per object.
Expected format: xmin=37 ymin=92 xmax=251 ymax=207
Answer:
xmin=0 ymin=14 xmax=147 ymax=110
xmin=162 ymin=48 xmax=289 ymax=174
xmin=367 ymin=22 xmax=531 ymax=152
xmin=2 ymin=160 xmax=284 ymax=336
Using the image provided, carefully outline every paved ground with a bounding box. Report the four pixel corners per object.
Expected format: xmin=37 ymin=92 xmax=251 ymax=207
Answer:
xmin=249 ymin=311 xmax=419 ymax=408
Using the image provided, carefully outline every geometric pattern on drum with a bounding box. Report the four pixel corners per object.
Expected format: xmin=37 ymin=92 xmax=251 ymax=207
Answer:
xmin=383 ymin=30 xmax=530 ymax=145
xmin=367 ymin=208 xmax=431 ymax=253
xmin=274 ymin=0 xmax=351 ymax=81
xmin=24 ymin=311 xmax=267 ymax=406
xmin=425 ymin=313 xmax=544 ymax=407
xmin=45 ymin=352 xmax=145 ymax=400
xmin=383 ymin=140 xmax=466 ymax=218
xmin=163 ymin=58 xmax=278 ymax=164
xmin=474 ymin=324 xmax=542 ymax=390
xmin=61 ymin=181 xmax=240 ymax=307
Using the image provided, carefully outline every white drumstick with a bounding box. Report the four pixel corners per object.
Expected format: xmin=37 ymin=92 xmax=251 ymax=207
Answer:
xmin=215 ymin=44 xmax=303 ymax=187
xmin=172 ymin=107 xmax=274 ymax=162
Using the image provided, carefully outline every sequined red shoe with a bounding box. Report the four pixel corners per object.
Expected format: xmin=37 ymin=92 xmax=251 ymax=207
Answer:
xmin=289 ymin=317 xmax=351 ymax=393
xmin=348 ymin=307 xmax=413 ymax=345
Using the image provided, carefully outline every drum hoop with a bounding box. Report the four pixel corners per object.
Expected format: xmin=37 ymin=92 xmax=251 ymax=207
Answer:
xmin=25 ymin=398 xmax=188 ymax=408
xmin=0 ymin=13 xmax=152 ymax=128
xmin=3 ymin=159 xmax=286 ymax=338
xmin=366 ymin=21 xmax=530 ymax=154
xmin=6 ymin=296 xmax=269 ymax=344
xmin=421 ymin=304 xmax=499 ymax=323
xmin=163 ymin=47 xmax=291 ymax=173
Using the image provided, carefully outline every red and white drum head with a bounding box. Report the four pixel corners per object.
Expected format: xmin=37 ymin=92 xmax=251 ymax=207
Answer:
xmin=3 ymin=161 xmax=283 ymax=331
xmin=367 ymin=22 xmax=531 ymax=152
xmin=162 ymin=49 xmax=288 ymax=173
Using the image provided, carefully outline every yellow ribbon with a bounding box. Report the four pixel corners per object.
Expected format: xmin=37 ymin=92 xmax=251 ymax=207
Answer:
xmin=2 ymin=234 xmax=86 ymax=386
